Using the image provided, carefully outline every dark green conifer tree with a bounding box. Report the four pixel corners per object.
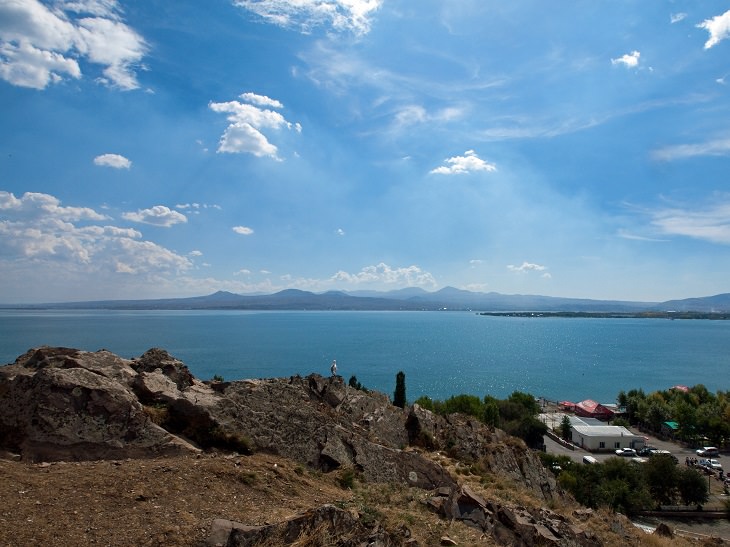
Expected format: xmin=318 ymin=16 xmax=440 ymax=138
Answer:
xmin=393 ymin=371 xmax=406 ymax=408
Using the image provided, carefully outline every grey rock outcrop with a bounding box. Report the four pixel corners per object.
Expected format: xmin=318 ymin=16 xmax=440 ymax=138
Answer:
xmin=408 ymin=404 xmax=557 ymax=500
xmin=0 ymin=347 xmax=197 ymax=461
xmin=208 ymin=505 xmax=406 ymax=547
xmin=0 ymin=346 xmax=556 ymax=499
xmin=426 ymin=486 xmax=599 ymax=546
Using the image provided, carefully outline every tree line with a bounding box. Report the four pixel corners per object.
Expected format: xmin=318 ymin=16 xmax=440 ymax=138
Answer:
xmin=539 ymin=453 xmax=708 ymax=516
xmin=617 ymin=384 xmax=730 ymax=446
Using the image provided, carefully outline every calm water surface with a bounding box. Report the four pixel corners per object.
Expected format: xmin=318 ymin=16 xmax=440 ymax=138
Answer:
xmin=1 ymin=310 xmax=728 ymax=403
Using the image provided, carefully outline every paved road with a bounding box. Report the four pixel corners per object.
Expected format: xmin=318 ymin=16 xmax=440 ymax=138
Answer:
xmin=543 ymin=426 xmax=728 ymax=505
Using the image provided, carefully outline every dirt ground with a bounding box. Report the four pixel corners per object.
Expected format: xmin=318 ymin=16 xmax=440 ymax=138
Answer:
xmin=0 ymin=452 xmax=495 ymax=547
xmin=0 ymin=452 xmax=353 ymax=547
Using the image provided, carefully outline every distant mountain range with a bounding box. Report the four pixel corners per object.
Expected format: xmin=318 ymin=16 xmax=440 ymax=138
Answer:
xmin=4 ymin=287 xmax=730 ymax=313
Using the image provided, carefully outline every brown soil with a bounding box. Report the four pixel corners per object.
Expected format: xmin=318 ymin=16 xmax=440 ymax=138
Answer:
xmin=0 ymin=452 xmax=351 ymax=546
xmin=0 ymin=452 xmax=490 ymax=547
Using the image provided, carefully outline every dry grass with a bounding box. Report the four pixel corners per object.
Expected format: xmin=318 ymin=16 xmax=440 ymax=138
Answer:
xmin=1 ymin=449 xmax=723 ymax=546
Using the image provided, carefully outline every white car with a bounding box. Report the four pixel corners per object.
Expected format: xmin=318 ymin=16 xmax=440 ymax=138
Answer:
xmin=615 ymin=448 xmax=637 ymax=457
xmin=701 ymin=459 xmax=723 ymax=470
xmin=696 ymin=446 xmax=720 ymax=457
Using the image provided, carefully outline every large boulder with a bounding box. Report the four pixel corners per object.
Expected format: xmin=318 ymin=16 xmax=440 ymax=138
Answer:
xmin=0 ymin=347 xmax=195 ymax=461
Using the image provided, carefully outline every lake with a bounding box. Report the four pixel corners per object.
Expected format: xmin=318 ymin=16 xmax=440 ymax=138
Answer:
xmin=0 ymin=310 xmax=728 ymax=403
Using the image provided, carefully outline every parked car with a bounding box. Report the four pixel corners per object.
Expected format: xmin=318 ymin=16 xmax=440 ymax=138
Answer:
xmin=638 ymin=446 xmax=658 ymax=457
xmin=700 ymin=459 xmax=722 ymax=470
xmin=696 ymin=446 xmax=720 ymax=457
xmin=615 ymin=447 xmax=637 ymax=457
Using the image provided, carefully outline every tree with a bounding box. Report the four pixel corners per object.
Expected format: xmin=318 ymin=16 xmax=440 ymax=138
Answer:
xmin=644 ymin=454 xmax=678 ymax=506
xmin=676 ymin=467 xmax=709 ymax=507
xmin=393 ymin=371 xmax=406 ymax=408
xmin=507 ymin=391 xmax=540 ymax=416
xmin=348 ymin=375 xmax=368 ymax=392
xmin=483 ymin=396 xmax=500 ymax=427
xmin=560 ymin=415 xmax=572 ymax=441
xmin=442 ymin=394 xmax=483 ymax=418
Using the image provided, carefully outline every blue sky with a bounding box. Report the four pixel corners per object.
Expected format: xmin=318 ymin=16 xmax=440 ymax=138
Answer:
xmin=2 ymin=1 xmax=730 ymax=304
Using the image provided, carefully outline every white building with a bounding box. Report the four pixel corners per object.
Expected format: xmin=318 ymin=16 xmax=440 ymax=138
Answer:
xmin=571 ymin=424 xmax=645 ymax=453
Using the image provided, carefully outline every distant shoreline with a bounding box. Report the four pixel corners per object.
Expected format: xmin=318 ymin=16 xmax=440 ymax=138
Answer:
xmin=478 ymin=311 xmax=730 ymax=320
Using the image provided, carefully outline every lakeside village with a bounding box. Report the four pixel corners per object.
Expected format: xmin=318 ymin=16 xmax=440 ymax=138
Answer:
xmin=535 ymin=385 xmax=729 ymax=502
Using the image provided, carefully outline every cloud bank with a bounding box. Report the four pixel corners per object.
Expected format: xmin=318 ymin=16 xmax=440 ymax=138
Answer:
xmin=0 ymin=191 xmax=191 ymax=276
xmin=0 ymin=0 xmax=147 ymax=90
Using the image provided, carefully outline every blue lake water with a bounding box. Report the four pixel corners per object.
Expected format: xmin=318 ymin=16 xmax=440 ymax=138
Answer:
xmin=0 ymin=310 xmax=728 ymax=404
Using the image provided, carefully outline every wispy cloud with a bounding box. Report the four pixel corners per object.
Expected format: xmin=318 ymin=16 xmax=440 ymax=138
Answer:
xmin=611 ymin=50 xmax=640 ymax=68
xmin=670 ymin=13 xmax=687 ymax=24
xmin=0 ymin=0 xmax=147 ymax=90
xmin=430 ymin=150 xmax=496 ymax=175
xmin=649 ymin=198 xmax=730 ymax=244
xmin=698 ymin=9 xmax=730 ymax=49
xmin=232 ymin=225 xmax=254 ymax=235
xmin=209 ymin=91 xmax=301 ymax=160
xmin=122 ymin=205 xmax=187 ymax=227
xmin=652 ymin=137 xmax=730 ymax=161
xmin=233 ymin=0 xmax=383 ymax=35
xmin=94 ymin=153 xmax=131 ymax=169
xmin=507 ymin=262 xmax=547 ymax=273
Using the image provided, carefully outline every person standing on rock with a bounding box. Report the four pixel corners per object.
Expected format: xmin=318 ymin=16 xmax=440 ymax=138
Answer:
xmin=330 ymin=359 xmax=337 ymax=376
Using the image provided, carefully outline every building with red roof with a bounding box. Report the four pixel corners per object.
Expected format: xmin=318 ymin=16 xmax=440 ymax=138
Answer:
xmin=574 ymin=399 xmax=614 ymax=420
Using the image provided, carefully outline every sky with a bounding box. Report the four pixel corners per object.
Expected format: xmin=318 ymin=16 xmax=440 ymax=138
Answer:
xmin=2 ymin=1 xmax=730 ymax=304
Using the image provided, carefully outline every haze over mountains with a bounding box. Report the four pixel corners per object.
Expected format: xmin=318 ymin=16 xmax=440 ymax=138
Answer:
xmin=5 ymin=287 xmax=730 ymax=313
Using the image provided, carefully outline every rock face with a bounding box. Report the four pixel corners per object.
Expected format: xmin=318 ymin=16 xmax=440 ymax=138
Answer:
xmin=426 ymin=486 xmax=600 ymax=546
xmin=0 ymin=347 xmax=196 ymax=461
xmin=208 ymin=505 xmax=405 ymax=547
xmin=0 ymin=346 xmax=556 ymax=500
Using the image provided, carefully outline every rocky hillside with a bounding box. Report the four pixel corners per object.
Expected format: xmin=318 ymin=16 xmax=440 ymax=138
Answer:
xmin=0 ymin=346 xmax=665 ymax=546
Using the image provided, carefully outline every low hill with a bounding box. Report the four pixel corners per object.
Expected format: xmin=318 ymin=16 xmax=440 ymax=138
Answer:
xmin=0 ymin=346 xmax=661 ymax=546
xmin=8 ymin=288 xmax=730 ymax=313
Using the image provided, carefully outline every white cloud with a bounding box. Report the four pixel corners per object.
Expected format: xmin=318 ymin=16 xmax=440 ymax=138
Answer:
xmin=122 ymin=205 xmax=187 ymax=227
xmin=232 ymin=225 xmax=254 ymax=235
xmin=670 ymin=13 xmax=687 ymax=24
xmin=652 ymin=137 xmax=730 ymax=161
xmin=336 ymin=228 xmax=345 ymax=236
xmin=233 ymin=0 xmax=383 ymax=35
xmin=0 ymin=0 xmax=147 ymax=90
xmin=239 ymin=92 xmax=283 ymax=108
xmin=0 ymin=190 xmax=191 ymax=278
xmin=93 ymin=153 xmax=131 ymax=169
xmin=0 ymin=190 xmax=107 ymax=221
xmin=331 ymin=262 xmax=437 ymax=287
xmin=189 ymin=250 xmax=203 ymax=257
xmin=507 ymin=262 xmax=547 ymax=274
xmin=649 ymin=198 xmax=730 ymax=244
xmin=611 ymin=50 xmax=640 ymax=68
xmin=430 ymin=150 xmax=497 ymax=175
xmin=209 ymin=92 xmax=301 ymax=160
xmin=698 ymin=10 xmax=730 ymax=49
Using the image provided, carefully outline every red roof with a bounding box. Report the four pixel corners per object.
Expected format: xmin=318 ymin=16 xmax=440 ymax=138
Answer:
xmin=575 ymin=399 xmax=614 ymax=417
